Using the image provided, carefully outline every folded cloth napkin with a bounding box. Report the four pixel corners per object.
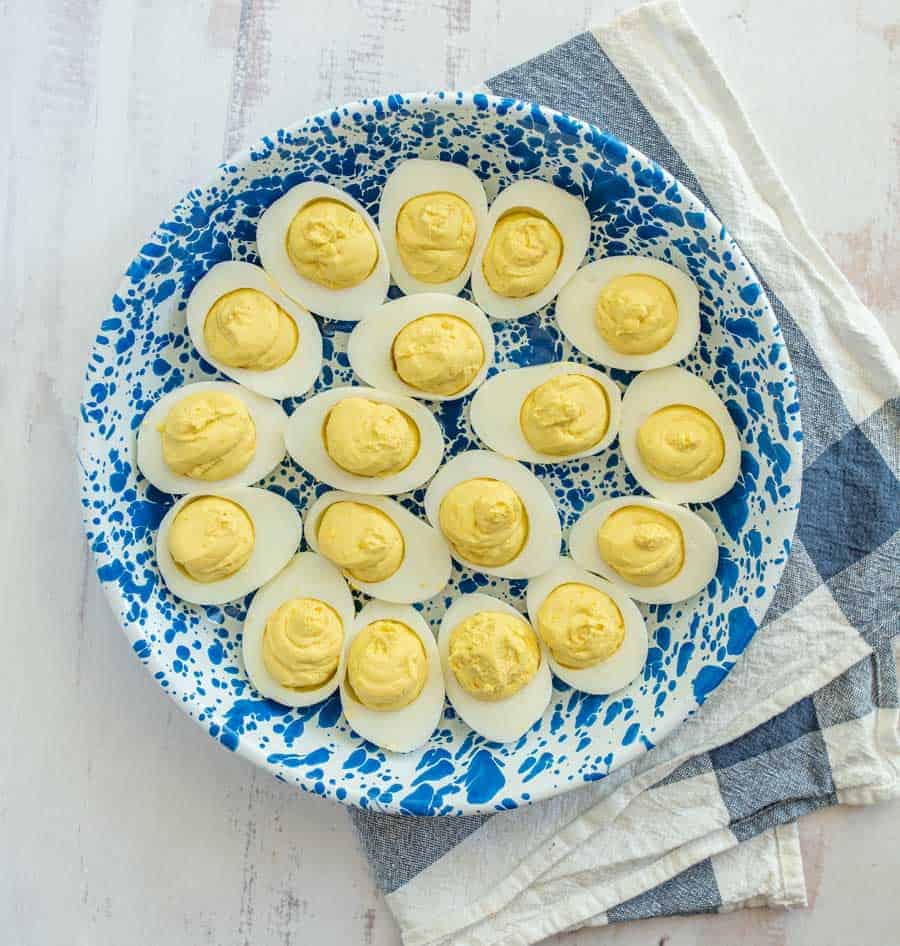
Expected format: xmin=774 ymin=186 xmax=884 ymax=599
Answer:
xmin=351 ymin=3 xmax=900 ymax=943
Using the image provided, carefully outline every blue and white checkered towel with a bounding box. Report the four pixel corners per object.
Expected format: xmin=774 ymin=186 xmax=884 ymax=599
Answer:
xmin=351 ymin=3 xmax=900 ymax=942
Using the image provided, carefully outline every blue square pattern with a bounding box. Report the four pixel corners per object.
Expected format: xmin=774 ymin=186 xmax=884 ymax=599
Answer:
xmin=798 ymin=423 xmax=900 ymax=582
xmin=710 ymin=696 xmax=820 ymax=770
xmin=730 ymin=790 xmax=837 ymax=843
xmin=656 ymin=752 xmax=714 ymax=788
xmin=350 ymin=809 xmax=487 ymax=895
xmin=826 ymin=530 xmax=900 ymax=648
xmin=607 ymin=857 xmax=721 ymax=922
xmin=812 ymin=653 xmax=879 ymax=729
xmin=714 ymin=730 xmax=834 ymax=824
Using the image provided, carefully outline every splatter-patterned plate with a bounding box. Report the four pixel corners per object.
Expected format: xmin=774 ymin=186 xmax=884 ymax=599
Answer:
xmin=78 ymin=93 xmax=802 ymax=815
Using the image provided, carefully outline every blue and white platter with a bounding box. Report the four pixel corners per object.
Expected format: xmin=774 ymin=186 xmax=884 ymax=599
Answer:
xmin=78 ymin=92 xmax=802 ymax=815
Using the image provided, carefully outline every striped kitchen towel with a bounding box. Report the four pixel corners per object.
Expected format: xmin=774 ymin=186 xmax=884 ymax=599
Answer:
xmin=350 ymin=2 xmax=900 ymax=943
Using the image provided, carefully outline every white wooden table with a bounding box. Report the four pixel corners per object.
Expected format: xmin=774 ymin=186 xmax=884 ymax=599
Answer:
xmin=3 ymin=2 xmax=897 ymax=944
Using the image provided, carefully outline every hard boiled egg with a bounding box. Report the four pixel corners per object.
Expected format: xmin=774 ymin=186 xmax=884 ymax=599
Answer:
xmin=284 ymin=386 xmax=444 ymax=494
xmin=619 ymin=367 xmax=740 ymax=504
xmin=156 ymin=486 xmax=301 ymax=605
xmin=378 ymin=159 xmax=488 ymax=295
xmin=340 ymin=601 xmax=445 ymax=753
xmin=305 ymin=491 xmax=451 ymax=603
xmin=438 ymin=593 xmax=552 ymax=743
xmin=470 ymin=179 xmax=590 ymax=320
xmin=257 ymin=182 xmax=390 ymax=321
xmin=526 ymin=558 xmax=648 ymax=695
xmin=241 ymin=552 xmax=355 ymax=707
xmin=185 ymin=261 xmax=322 ymax=399
xmin=137 ymin=381 xmax=287 ymax=494
xmin=469 ymin=361 xmax=621 ymax=463
xmin=556 ymin=256 xmax=700 ymax=370
xmin=423 ymin=449 xmax=561 ymax=579
xmin=347 ymin=293 xmax=494 ymax=400
xmin=569 ymin=496 xmax=718 ymax=603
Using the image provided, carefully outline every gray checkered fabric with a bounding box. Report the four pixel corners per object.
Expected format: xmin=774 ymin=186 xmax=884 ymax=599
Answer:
xmin=351 ymin=26 xmax=899 ymax=925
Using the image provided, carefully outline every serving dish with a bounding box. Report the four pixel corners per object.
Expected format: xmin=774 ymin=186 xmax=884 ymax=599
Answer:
xmin=78 ymin=92 xmax=801 ymax=815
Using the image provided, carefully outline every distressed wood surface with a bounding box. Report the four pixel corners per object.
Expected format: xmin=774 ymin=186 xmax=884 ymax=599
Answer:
xmin=2 ymin=1 xmax=897 ymax=944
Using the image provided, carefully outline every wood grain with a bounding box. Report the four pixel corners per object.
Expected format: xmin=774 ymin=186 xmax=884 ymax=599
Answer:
xmin=1 ymin=1 xmax=896 ymax=944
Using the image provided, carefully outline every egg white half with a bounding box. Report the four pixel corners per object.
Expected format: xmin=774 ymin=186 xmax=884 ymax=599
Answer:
xmin=619 ymin=367 xmax=741 ymax=504
xmin=469 ymin=361 xmax=621 ymax=463
xmin=137 ymin=381 xmax=287 ymax=494
xmin=569 ymin=496 xmax=719 ymax=603
xmin=241 ymin=552 xmax=355 ymax=707
xmin=423 ymin=449 xmax=561 ymax=579
xmin=185 ymin=261 xmax=323 ymax=399
xmin=257 ymin=182 xmax=390 ymax=321
xmin=526 ymin=558 xmax=648 ymax=695
xmin=305 ymin=491 xmax=451 ymax=604
xmin=156 ymin=486 xmax=302 ymax=605
xmin=347 ymin=293 xmax=495 ymax=401
xmin=470 ymin=179 xmax=591 ymax=320
xmin=378 ymin=159 xmax=488 ymax=295
xmin=438 ymin=593 xmax=552 ymax=743
xmin=340 ymin=601 xmax=445 ymax=753
xmin=556 ymin=256 xmax=700 ymax=370
xmin=284 ymin=386 xmax=444 ymax=495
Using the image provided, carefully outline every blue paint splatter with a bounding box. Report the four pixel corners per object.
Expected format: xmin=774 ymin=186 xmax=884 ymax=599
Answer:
xmin=461 ymin=750 xmax=505 ymax=804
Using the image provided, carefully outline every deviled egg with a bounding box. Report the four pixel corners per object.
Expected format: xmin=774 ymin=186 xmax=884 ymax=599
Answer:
xmin=470 ymin=179 xmax=590 ymax=320
xmin=423 ymin=449 xmax=561 ymax=579
xmin=137 ymin=381 xmax=287 ymax=494
xmin=347 ymin=293 xmax=494 ymax=400
xmin=438 ymin=593 xmax=552 ymax=743
xmin=340 ymin=601 xmax=445 ymax=753
xmin=526 ymin=558 xmax=648 ymax=694
xmin=556 ymin=256 xmax=700 ymax=370
xmin=185 ymin=261 xmax=322 ymax=399
xmin=305 ymin=491 xmax=451 ymax=603
xmin=156 ymin=486 xmax=301 ymax=605
xmin=284 ymin=386 xmax=444 ymax=494
xmin=257 ymin=182 xmax=390 ymax=321
xmin=469 ymin=362 xmax=621 ymax=462
xmin=619 ymin=366 xmax=740 ymax=503
xmin=378 ymin=159 xmax=488 ymax=295
xmin=241 ymin=552 xmax=355 ymax=707
xmin=569 ymin=496 xmax=718 ymax=603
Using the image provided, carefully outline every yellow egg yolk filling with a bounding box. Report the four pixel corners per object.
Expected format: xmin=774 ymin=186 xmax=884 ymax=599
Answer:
xmin=519 ymin=374 xmax=609 ymax=456
xmin=637 ymin=404 xmax=725 ymax=481
xmin=203 ymin=288 xmax=298 ymax=370
xmin=598 ymin=505 xmax=685 ymax=586
xmin=448 ymin=611 xmax=540 ymax=701
xmin=286 ymin=198 xmax=378 ymax=289
xmin=347 ymin=620 xmax=428 ymax=711
xmin=395 ymin=191 xmax=476 ymax=283
xmin=438 ymin=477 xmax=529 ymax=567
xmin=317 ymin=501 xmax=404 ymax=583
xmin=391 ymin=314 xmax=485 ymax=396
xmin=168 ymin=496 xmax=255 ymax=583
xmin=158 ymin=390 xmax=256 ymax=481
xmin=323 ymin=397 xmax=420 ymax=477
xmin=262 ymin=597 xmax=344 ymax=689
xmin=537 ymin=582 xmax=625 ymax=669
xmin=482 ymin=209 xmax=563 ymax=298
xmin=595 ymin=274 xmax=678 ymax=355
